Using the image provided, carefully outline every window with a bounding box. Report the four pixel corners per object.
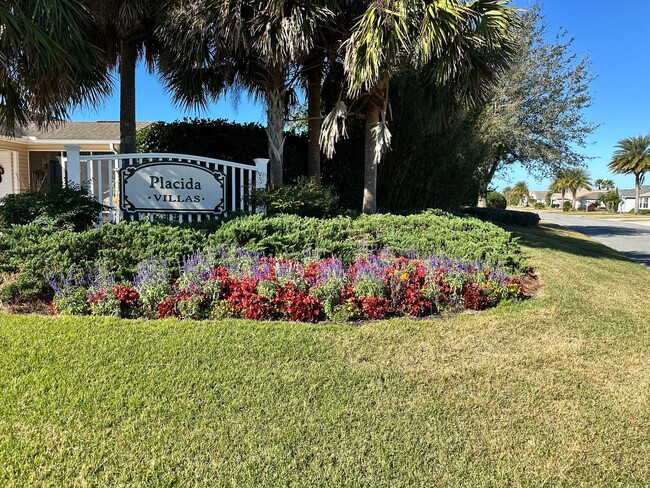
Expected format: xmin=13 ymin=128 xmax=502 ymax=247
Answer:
xmin=642 ymin=197 xmax=649 ymax=209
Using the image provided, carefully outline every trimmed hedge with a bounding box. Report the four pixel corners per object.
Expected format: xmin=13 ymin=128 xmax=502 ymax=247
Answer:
xmin=460 ymin=208 xmax=540 ymax=228
xmin=209 ymin=210 xmax=525 ymax=270
xmin=0 ymin=222 xmax=205 ymax=301
xmin=0 ymin=211 xmax=526 ymax=303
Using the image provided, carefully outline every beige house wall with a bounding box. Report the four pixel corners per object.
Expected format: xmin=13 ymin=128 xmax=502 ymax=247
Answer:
xmin=0 ymin=138 xmax=116 ymax=192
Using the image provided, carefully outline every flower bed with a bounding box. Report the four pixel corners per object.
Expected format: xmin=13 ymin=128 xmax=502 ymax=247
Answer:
xmin=48 ymin=250 xmax=526 ymax=322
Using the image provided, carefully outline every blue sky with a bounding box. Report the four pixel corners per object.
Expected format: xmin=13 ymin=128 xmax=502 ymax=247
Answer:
xmin=70 ymin=0 xmax=650 ymax=192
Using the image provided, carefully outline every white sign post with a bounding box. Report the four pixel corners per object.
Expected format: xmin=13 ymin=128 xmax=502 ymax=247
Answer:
xmin=120 ymin=162 xmax=225 ymax=214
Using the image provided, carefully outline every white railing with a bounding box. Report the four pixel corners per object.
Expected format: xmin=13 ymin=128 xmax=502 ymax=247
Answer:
xmin=64 ymin=145 xmax=268 ymax=226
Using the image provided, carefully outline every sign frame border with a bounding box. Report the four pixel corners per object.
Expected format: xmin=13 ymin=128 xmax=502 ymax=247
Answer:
xmin=120 ymin=161 xmax=226 ymax=214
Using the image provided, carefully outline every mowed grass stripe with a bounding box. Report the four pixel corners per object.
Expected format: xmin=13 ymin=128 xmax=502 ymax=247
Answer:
xmin=0 ymin=223 xmax=649 ymax=486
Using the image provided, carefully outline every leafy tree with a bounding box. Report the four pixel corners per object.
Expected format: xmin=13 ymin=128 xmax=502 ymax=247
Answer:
xmin=0 ymin=0 xmax=110 ymax=134
xmin=323 ymin=0 xmax=517 ymax=213
xmin=475 ymin=4 xmax=597 ymax=206
xmin=510 ymin=181 xmax=529 ymax=206
xmin=564 ymin=167 xmax=592 ymax=209
xmin=608 ymin=134 xmax=650 ymax=214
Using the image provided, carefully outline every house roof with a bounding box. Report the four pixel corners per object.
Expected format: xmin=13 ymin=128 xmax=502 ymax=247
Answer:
xmin=579 ymin=190 xmax=607 ymax=200
xmin=620 ymin=185 xmax=650 ymax=198
xmin=529 ymin=190 xmax=549 ymax=200
xmin=10 ymin=121 xmax=153 ymax=142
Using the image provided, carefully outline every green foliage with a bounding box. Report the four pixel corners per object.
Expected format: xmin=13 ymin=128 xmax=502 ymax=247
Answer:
xmin=563 ymin=201 xmax=572 ymax=212
xmin=0 ymin=185 xmax=104 ymax=231
xmin=376 ymin=74 xmax=482 ymax=211
xmin=137 ymin=118 xmax=308 ymax=183
xmin=253 ymin=177 xmax=340 ymax=218
xmin=597 ymin=190 xmax=622 ymax=212
xmin=487 ymin=191 xmax=507 ymax=209
xmin=545 ymin=192 xmax=553 ymax=206
xmin=209 ymin=211 xmax=526 ymax=271
xmin=475 ymin=4 xmax=596 ymax=198
xmin=0 ymin=222 xmax=206 ymax=302
xmin=533 ymin=202 xmax=545 ymax=209
xmin=461 ymin=208 xmax=540 ymax=228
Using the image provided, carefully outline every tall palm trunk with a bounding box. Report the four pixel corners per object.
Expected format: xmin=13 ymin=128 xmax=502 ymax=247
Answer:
xmin=363 ymin=101 xmax=380 ymax=214
xmin=306 ymin=64 xmax=322 ymax=184
xmin=266 ymin=83 xmax=285 ymax=187
xmin=634 ymin=173 xmax=641 ymax=214
xmin=119 ymin=37 xmax=137 ymax=154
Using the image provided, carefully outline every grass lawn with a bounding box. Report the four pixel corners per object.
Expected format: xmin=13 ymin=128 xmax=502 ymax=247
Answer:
xmin=1 ymin=223 xmax=649 ymax=486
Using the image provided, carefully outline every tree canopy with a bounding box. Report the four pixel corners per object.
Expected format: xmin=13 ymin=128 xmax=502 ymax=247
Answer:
xmin=474 ymin=3 xmax=597 ymax=206
xmin=0 ymin=0 xmax=110 ymax=135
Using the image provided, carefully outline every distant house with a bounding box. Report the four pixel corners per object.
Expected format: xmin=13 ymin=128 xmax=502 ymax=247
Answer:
xmin=546 ymin=189 xmax=607 ymax=209
xmin=618 ymin=185 xmax=650 ymax=213
xmin=0 ymin=121 xmax=152 ymax=199
xmin=528 ymin=190 xmax=550 ymax=204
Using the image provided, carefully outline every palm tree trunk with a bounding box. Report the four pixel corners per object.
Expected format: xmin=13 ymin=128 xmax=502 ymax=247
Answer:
xmin=266 ymin=85 xmax=285 ymax=187
xmin=120 ymin=38 xmax=137 ymax=154
xmin=634 ymin=173 xmax=641 ymax=214
xmin=363 ymin=101 xmax=381 ymax=214
xmin=306 ymin=64 xmax=322 ymax=184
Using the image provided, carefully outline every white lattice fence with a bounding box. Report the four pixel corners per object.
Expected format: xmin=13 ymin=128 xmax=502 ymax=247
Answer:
xmin=64 ymin=146 xmax=268 ymax=225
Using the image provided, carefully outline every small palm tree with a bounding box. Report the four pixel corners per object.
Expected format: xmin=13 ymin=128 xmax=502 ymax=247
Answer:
xmin=608 ymin=134 xmax=650 ymax=214
xmin=549 ymin=171 xmax=569 ymax=208
xmin=564 ymin=167 xmax=592 ymax=209
xmin=510 ymin=181 xmax=530 ymax=206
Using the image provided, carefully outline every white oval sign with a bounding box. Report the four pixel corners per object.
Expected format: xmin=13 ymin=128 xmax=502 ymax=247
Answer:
xmin=120 ymin=162 xmax=225 ymax=214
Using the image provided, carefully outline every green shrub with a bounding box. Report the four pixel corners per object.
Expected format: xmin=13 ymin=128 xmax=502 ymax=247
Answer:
xmin=0 ymin=185 xmax=104 ymax=231
xmin=0 ymin=222 xmax=206 ymax=302
xmin=562 ymin=201 xmax=571 ymax=212
xmin=533 ymin=202 xmax=545 ymax=209
xmin=252 ymin=177 xmax=340 ymax=218
xmin=460 ymin=207 xmax=540 ymax=228
xmin=209 ymin=210 xmax=526 ymax=271
xmin=1 ymin=211 xmax=527 ymax=303
xmin=487 ymin=191 xmax=507 ymax=209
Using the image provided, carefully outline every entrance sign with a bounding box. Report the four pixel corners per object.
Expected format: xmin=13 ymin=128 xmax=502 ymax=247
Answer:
xmin=120 ymin=162 xmax=225 ymax=214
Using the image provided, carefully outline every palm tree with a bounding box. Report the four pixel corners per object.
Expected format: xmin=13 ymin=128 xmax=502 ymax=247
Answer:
xmin=608 ymin=134 xmax=650 ymax=214
xmin=510 ymin=181 xmax=530 ymax=206
xmin=328 ymin=0 xmax=516 ymax=213
xmin=594 ymin=178 xmax=615 ymax=190
xmin=82 ymin=0 xmax=160 ymax=153
xmin=549 ymin=171 xmax=569 ymax=208
xmin=158 ymin=0 xmax=333 ymax=186
xmin=0 ymin=0 xmax=110 ymax=135
xmin=564 ymin=167 xmax=592 ymax=209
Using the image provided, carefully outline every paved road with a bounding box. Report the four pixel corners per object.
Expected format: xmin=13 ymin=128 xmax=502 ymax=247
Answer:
xmin=538 ymin=212 xmax=650 ymax=268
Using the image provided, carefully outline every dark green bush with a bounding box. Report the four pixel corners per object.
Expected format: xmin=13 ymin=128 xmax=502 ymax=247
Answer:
xmin=562 ymin=201 xmax=571 ymax=212
xmin=1 ymin=211 xmax=527 ymax=303
xmin=487 ymin=191 xmax=507 ymax=209
xmin=252 ymin=177 xmax=340 ymax=218
xmin=209 ymin=210 xmax=526 ymax=271
xmin=460 ymin=207 xmax=540 ymax=228
xmin=0 ymin=222 xmax=206 ymax=302
xmin=0 ymin=185 xmax=104 ymax=231
xmin=533 ymin=202 xmax=545 ymax=209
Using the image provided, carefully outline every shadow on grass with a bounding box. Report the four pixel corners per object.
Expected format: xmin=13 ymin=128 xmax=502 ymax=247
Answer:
xmin=508 ymin=223 xmax=635 ymax=264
